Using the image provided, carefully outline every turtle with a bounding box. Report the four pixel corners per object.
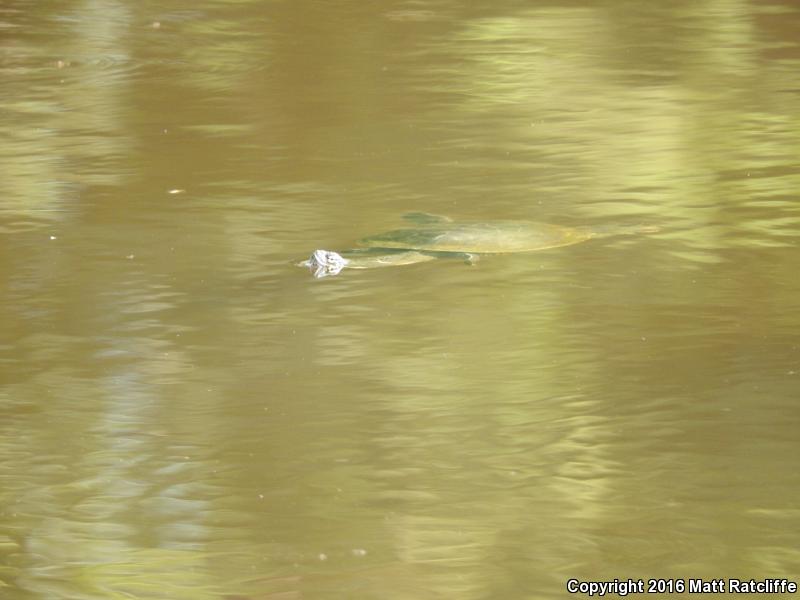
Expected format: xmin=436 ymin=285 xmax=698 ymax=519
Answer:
xmin=299 ymin=213 xmax=658 ymax=278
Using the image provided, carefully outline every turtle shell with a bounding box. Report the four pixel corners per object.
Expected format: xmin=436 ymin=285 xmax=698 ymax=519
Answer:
xmin=359 ymin=221 xmax=594 ymax=254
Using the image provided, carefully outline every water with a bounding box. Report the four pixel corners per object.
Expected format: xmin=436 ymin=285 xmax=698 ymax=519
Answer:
xmin=2 ymin=0 xmax=800 ymax=598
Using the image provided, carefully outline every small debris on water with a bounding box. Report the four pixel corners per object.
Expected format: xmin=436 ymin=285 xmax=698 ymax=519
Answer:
xmin=318 ymin=553 xmax=328 ymax=561
xmin=351 ymin=548 xmax=367 ymax=557
xmin=168 ymin=189 xmax=186 ymax=194
xmin=49 ymin=235 xmax=57 ymax=240
xmin=151 ymin=21 xmax=161 ymax=29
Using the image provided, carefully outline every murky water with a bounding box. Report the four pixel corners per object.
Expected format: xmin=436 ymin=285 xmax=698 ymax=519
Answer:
xmin=2 ymin=0 xmax=800 ymax=598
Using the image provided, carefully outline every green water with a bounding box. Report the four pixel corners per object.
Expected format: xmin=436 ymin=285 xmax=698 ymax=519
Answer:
xmin=1 ymin=0 xmax=799 ymax=598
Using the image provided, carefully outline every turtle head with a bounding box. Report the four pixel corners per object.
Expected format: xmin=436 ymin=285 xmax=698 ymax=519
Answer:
xmin=300 ymin=249 xmax=349 ymax=278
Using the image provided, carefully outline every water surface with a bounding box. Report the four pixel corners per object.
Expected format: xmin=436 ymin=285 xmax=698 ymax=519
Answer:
xmin=2 ymin=0 xmax=800 ymax=598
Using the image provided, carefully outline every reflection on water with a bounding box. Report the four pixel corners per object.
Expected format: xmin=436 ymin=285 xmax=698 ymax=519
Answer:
xmin=2 ymin=0 xmax=800 ymax=598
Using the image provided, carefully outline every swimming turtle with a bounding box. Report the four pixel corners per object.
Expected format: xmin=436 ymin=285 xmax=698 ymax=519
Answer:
xmin=299 ymin=213 xmax=657 ymax=278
